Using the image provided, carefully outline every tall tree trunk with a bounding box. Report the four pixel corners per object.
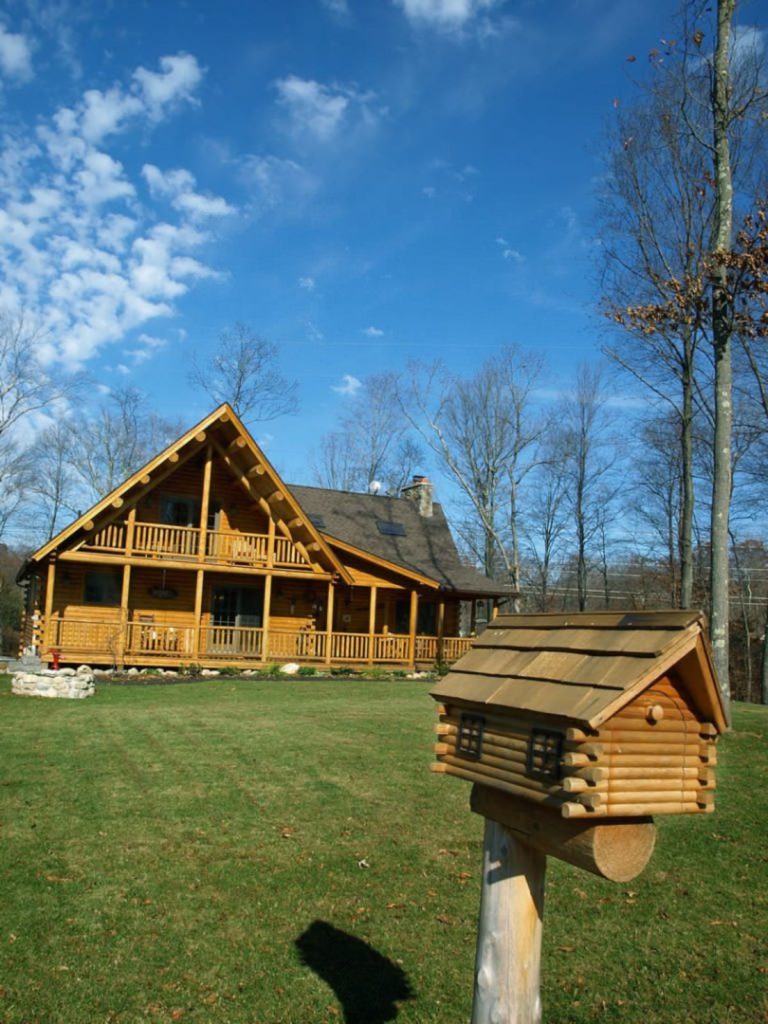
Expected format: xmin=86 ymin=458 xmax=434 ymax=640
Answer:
xmin=509 ymin=474 xmax=522 ymax=613
xmin=709 ymin=0 xmax=735 ymax=701
xmin=761 ymin=608 xmax=768 ymax=705
xmin=680 ymin=329 xmax=695 ymax=607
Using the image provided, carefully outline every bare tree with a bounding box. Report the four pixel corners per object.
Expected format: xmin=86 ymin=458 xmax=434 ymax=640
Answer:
xmin=188 ymin=322 xmax=298 ymax=423
xmin=520 ymin=449 xmax=569 ymax=611
xmin=27 ymin=421 xmax=80 ymax=540
xmin=67 ymin=388 xmax=183 ymax=503
xmin=560 ymin=365 xmax=616 ymax=612
xmin=313 ymin=374 xmax=422 ymax=495
xmin=400 ymin=347 xmax=545 ymax=580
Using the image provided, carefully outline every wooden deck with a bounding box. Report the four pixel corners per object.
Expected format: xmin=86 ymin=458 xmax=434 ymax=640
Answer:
xmin=44 ymin=617 xmax=474 ymax=669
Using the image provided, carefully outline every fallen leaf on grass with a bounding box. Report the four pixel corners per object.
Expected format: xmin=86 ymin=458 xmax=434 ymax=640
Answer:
xmin=171 ymin=1010 xmax=184 ymax=1021
xmin=436 ymin=914 xmax=456 ymax=925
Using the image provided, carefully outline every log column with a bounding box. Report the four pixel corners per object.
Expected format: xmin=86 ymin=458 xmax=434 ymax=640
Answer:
xmin=325 ymin=580 xmax=335 ymax=667
xmin=436 ymin=598 xmax=445 ymax=665
xmin=262 ymin=574 xmax=273 ymax=662
xmin=368 ymin=586 xmax=377 ymax=665
xmin=43 ymin=556 xmax=57 ymax=657
xmin=472 ymin=818 xmax=545 ymax=1024
xmin=116 ymin=564 xmax=132 ymax=668
xmin=198 ymin=444 xmax=213 ymax=562
xmin=192 ymin=569 xmax=205 ymax=660
xmin=408 ymin=588 xmax=419 ymax=668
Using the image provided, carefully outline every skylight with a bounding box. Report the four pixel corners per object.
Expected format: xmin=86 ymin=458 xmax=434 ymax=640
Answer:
xmin=376 ymin=520 xmax=406 ymax=537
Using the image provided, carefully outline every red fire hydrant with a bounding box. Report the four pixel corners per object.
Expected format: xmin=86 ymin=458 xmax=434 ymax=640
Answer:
xmin=51 ymin=649 xmax=60 ymax=670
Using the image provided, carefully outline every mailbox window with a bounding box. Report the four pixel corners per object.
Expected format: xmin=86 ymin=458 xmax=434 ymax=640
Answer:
xmin=457 ymin=713 xmax=485 ymax=759
xmin=527 ymin=729 xmax=564 ymax=781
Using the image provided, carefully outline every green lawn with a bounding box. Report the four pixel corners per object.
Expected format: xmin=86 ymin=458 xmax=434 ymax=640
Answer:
xmin=0 ymin=677 xmax=765 ymax=1024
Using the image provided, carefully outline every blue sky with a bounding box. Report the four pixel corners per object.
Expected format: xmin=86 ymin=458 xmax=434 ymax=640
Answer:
xmin=0 ymin=0 xmax=711 ymax=481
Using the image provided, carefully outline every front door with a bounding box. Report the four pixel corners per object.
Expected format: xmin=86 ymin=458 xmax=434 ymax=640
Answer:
xmin=209 ymin=587 xmax=264 ymax=655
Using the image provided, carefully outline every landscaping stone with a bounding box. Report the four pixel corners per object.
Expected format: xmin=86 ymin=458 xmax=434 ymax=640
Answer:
xmin=12 ymin=669 xmax=95 ymax=699
xmin=280 ymin=662 xmax=300 ymax=675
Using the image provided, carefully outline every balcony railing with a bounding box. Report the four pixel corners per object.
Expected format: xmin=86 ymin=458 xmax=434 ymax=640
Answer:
xmin=44 ymin=617 xmax=474 ymax=666
xmin=82 ymin=522 xmax=310 ymax=569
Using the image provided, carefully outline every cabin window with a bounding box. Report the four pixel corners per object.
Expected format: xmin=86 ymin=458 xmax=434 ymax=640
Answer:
xmin=395 ymin=601 xmax=437 ymax=634
xmin=161 ymin=495 xmax=201 ymax=527
xmin=83 ymin=571 xmax=121 ymax=605
xmin=527 ymin=729 xmax=565 ymax=781
xmin=457 ymin=713 xmax=485 ymax=759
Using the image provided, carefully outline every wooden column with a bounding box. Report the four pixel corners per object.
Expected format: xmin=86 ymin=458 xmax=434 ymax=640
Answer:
xmin=325 ymin=580 xmax=335 ymax=667
xmin=267 ymin=514 xmax=275 ymax=569
xmin=198 ymin=444 xmax=213 ymax=562
xmin=472 ymin=818 xmax=545 ymax=1024
xmin=492 ymin=602 xmax=499 ymax=621
xmin=116 ymin=564 xmax=132 ymax=668
xmin=262 ymin=573 xmax=273 ymax=662
xmin=470 ymin=600 xmax=477 ymax=635
xmin=368 ymin=586 xmax=377 ymax=665
xmin=408 ymin=588 xmax=419 ymax=668
xmin=437 ymin=598 xmax=446 ymax=665
xmin=125 ymin=506 xmax=136 ymax=557
xmin=43 ymin=557 xmax=57 ymax=655
xmin=192 ymin=569 xmax=205 ymax=660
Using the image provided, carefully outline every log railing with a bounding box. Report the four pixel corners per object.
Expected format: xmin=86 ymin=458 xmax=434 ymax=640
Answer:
xmin=82 ymin=522 xmax=310 ymax=569
xmin=43 ymin=617 xmax=474 ymax=666
xmin=133 ymin=522 xmax=199 ymax=558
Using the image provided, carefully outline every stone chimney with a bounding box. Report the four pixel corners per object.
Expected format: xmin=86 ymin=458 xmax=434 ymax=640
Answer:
xmin=401 ymin=475 xmax=434 ymax=518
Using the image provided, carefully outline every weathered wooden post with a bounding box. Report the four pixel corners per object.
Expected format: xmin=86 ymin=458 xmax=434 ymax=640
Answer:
xmin=430 ymin=611 xmax=728 ymax=1024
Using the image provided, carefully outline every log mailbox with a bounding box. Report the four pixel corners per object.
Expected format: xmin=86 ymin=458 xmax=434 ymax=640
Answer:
xmin=429 ymin=610 xmax=728 ymax=1023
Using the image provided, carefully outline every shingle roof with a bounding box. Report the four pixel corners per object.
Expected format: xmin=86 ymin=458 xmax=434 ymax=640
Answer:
xmin=288 ymin=484 xmax=506 ymax=597
xmin=431 ymin=610 xmax=728 ymax=731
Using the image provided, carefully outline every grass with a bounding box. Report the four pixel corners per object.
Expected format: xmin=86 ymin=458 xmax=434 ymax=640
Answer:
xmin=0 ymin=676 xmax=766 ymax=1024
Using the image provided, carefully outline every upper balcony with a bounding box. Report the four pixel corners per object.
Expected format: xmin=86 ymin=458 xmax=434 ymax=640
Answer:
xmin=81 ymin=520 xmax=311 ymax=571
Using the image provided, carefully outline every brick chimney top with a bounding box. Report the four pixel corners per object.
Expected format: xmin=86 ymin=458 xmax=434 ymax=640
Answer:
xmin=401 ymin=475 xmax=434 ymax=518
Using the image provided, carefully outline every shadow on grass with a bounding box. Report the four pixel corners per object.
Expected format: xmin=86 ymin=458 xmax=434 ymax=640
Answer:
xmin=296 ymin=919 xmax=414 ymax=1024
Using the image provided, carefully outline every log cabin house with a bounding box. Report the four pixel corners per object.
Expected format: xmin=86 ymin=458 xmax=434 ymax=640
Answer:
xmin=17 ymin=404 xmax=506 ymax=670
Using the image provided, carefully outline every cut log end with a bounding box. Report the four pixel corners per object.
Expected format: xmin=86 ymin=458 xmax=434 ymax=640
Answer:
xmin=473 ymin=786 xmax=655 ymax=882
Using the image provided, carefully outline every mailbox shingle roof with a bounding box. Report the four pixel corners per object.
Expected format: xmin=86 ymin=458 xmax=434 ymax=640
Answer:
xmin=431 ymin=610 xmax=728 ymax=732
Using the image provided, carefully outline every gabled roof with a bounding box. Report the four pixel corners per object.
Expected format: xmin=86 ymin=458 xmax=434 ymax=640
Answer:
xmin=431 ymin=610 xmax=728 ymax=732
xmin=20 ymin=404 xmax=350 ymax=583
xmin=288 ymin=484 xmax=507 ymax=597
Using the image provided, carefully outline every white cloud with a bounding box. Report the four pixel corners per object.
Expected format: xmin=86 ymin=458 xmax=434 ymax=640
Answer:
xmin=274 ymin=75 xmax=382 ymax=143
xmin=0 ymin=25 xmax=33 ymax=81
xmin=0 ymin=52 xmax=228 ymax=370
xmin=332 ymin=373 xmax=362 ymax=395
xmin=298 ymin=275 xmax=316 ymax=291
xmin=363 ymin=325 xmax=384 ymax=337
xmin=422 ymin=185 xmax=436 ymax=199
xmin=239 ymin=153 xmax=317 ymax=211
xmin=496 ymin=236 xmax=524 ymax=263
xmin=322 ymin=0 xmax=350 ymax=15
xmin=132 ymin=53 xmax=203 ymax=119
xmin=142 ymin=163 xmax=235 ymax=219
xmin=395 ymin=0 xmax=501 ymax=32
xmin=125 ymin=332 xmax=168 ymax=365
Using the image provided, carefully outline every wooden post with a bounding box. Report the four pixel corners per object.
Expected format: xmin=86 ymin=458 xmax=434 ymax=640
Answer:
xmin=408 ymin=589 xmax=419 ymax=668
xmin=470 ymin=599 xmax=477 ymax=635
xmin=116 ymin=564 xmax=132 ymax=668
xmin=43 ymin=557 xmax=57 ymax=656
xmin=125 ymin=506 xmax=136 ymax=558
xmin=267 ymin=515 xmax=275 ymax=569
xmin=368 ymin=586 xmax=377 ymax=665
xmin=198 ymin=444 xmax=213 ymax=562
xmin=325 ymin=580 xmax=335 ymax=667
xmin=192 ymin=569 xmax=204 ymax=660
xmin=437 ymin=599 xmax=445 ymax=665
xmin=262 ymin=573 xmax=273 ymax=662
xmin=472 ymin=817 xmax=545 ymax=1024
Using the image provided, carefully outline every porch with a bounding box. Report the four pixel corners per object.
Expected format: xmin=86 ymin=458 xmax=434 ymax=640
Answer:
xmin=44 ymin=617 xmax=474 ymax=669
